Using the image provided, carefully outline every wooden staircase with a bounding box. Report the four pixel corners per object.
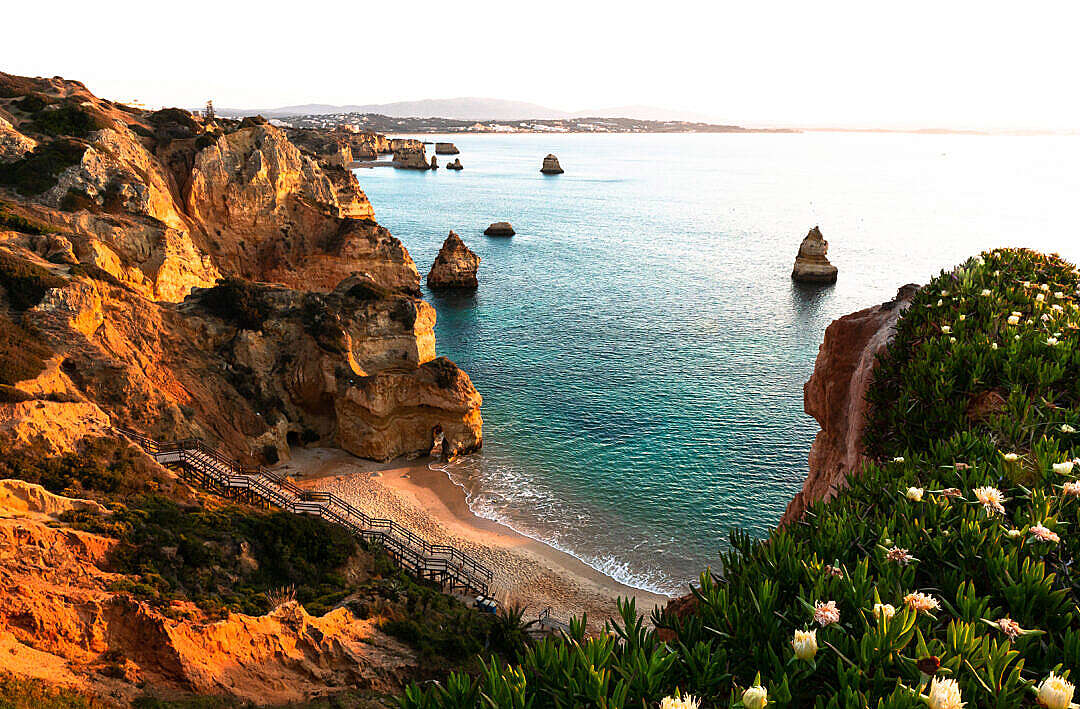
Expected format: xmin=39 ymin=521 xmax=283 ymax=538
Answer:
xmin=114 ymin=427 xmax=494 ymax=598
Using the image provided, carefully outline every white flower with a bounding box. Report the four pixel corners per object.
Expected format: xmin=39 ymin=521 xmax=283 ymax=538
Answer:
xmin=1055 ymin=291 xmax=1065 ymax=299
xmin=886 ymin=546 xmax=914 ymax=565
xmin=792 ymin=629 xmax=818 ymax=660
xmin=1047 ymin=337 xmax=1060 ymax=346
xmin=873 ymin=603 xmax=895 ymax=620
xmin=1043 ymin=314 xmax=1053 ymax=322
xmin=904 ymin=592 xmax=940 ymax=614
xmin=1062 ymin=481 xmax=1080 ymax=497
xmin=1030 ymin=524 xmax=1061 ymax=544
xmin=994 ymin=270 xmax=1001 ymax=276
xmin=950 ymin=336 xmax=957 ymax=343
xmin=995 ymin=616 xmax=1022 ymax=639
xmin=1041 ymin=283 xmax=1051 ymax=292
xmin=906 ymin=487 xmax=924 ymax=502
xmin=1053 ymin=304 xmax=1065 ymax=312
xmin=927 ymin=676 xmax=964 ymax=709
xmin=959 ymin=314 xmax=966 ymax=321
xmin=742 ymin=685 xmax=768 ymax=709
xmin=813 ymin=600 xmax=840 ymax=627
xmin=980 ymin=289 xmax=992 ymax=296
xmin=660 ymin=693 xmax=700 ymax=709
xmin=1037 ymin=293 xmax=1046 ymax=302
xmin=1036 ymin=672 xmax=1074 ymax=709
xmin=974 ymin=486 xmax=1006 ymax=515
xmin=1062 ymin=424 xmax=1077 ymax=433
xmin=1054 ymin=461 xmax=1075 ymax=475
xmin=1007 ymin=315 xmax=1020 ymax=325
xmin=1023 ymin=281 xmax=1032 ymax=287
xmin=1002 ymin=452 xmax=1019 ymax=462
xmin=893 ymin=456 xmax=905 ymax=463
xmin=940 ymin=290 xmax=949 ymax=297
xmin=1005 ymin=528 xmax=1023 ymax=538
xmin=941 ymin=325 xmax=952 ymax=334
xmin=937 ymin=299 xmax=944 ymax=306
xmin=991 ymin=342 xmax=999 ymax=350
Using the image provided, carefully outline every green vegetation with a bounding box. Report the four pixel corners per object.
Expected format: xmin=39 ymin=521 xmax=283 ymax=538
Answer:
xmin=0 ymin=138 xmax=87 ymax=195
xmin=28 ymin=102 xmax=110 ymax=139
xmin=0 ymin=315 xmax=52 ymax=385
xmin=0 ymin=251 xmax=66 ymax=310
xmin=401 ymin=248 xmax=1080 ymax=708
xmin=0 ymin=673 xmax=112 ymax=708
xmin=0 ymin=201 xmax=53 ymax=235
xmin=198 ymin=277 xmax=275 ymax=331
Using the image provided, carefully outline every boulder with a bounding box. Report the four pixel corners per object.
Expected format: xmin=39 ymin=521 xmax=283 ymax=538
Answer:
xmin=446 ymin=158 xmax=463 ymax=170
xmin=791 ymin=226 xmax=838 ymax=283
xmin=435 ymin=143 xmax=460 ymax=155
xmin=540 ymin=154 xmax=564 ymax=174
xmin=427 ymin=231 xmax=480 ymax=289
xmin=483 ymin=221 xmax=515 ymax=237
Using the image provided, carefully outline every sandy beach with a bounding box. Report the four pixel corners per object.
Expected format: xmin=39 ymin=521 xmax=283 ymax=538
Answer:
xmin=274 ymin=448 xmax=672 ymax=629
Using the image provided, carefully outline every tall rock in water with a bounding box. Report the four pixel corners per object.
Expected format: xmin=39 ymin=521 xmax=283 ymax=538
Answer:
xmin=541 ymin=154 xmax=564 ymax=174
xmin=435 ymin=142 xmax=459 ymax=155
xmin=779 ymin=284 xmax=919 ymax=525
xmin=427 ymin=231 xmax=480 ymax=289
xmin=791 ymin=226 xmax=838 ymax=283
xmin=393 ymin=145 xmax=430 ymax=170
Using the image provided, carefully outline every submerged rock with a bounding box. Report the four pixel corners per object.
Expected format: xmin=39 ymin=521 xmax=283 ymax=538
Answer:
xmin=435 ymin=142 xmax=460 ymax=155
xmin=447 ymin=158 xmax=463 ymax=170
xmin=483 ymin=221 xmax=515 ymax=237
xmin=427 ymin=231 xmax=480 ymax=289
xmin=791 ymin=226 xmax=838 ymax=283
xmin=541 ymin=153 xmax=564 ymax=174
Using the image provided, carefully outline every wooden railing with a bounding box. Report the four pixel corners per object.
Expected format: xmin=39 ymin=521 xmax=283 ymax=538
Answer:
xmin=114 ymin=427 xmax=493 ymax=597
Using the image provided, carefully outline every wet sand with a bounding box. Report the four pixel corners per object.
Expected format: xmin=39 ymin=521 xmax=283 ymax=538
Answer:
xmin=274 ymin=448 xmax=672 ymax=629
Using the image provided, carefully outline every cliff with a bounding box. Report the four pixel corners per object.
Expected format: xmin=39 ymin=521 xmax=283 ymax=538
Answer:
xmin=0 ymin=70 xmax=480 ymax=464
xmin=779 ymin=284 xmax=918 ymax=525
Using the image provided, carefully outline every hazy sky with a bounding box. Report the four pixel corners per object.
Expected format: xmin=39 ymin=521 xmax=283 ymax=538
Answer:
xmin=5 ymin=0 xmax=1078 ymax=130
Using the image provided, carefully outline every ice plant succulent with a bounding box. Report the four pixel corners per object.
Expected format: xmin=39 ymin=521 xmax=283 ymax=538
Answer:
xmin=906 ymin=486 xmax=924 ymax=502
xmin=659 ymin=692 xmax=700 ymax=709
xmin=973 ymin=486 xmax=1006 ymax=515
xmin=1036 ymin=673 xmax=1075 ymax=709
xmin=742 ymin=685 xmax=768 ymax=709
xmin=1030 ymin=524 xmax=1061 ymax=544
xmin=904 ymin=592 xmax=940 ymax=614
xmin=813 ymin=600 xmax=840 ymax=627
xmin=926 ymin=677 xmax=964 ymax=709
xmin=791 ymin=629 xmax=818 ymax=660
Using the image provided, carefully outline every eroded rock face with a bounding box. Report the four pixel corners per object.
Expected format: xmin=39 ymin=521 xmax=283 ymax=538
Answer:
xmin=791 ymin=226 xmax=838 ymax=284
xmin=447 ymin=158 xmax=463 ymax=170
xmin=541 ymin=154 xmax=564 ymax=174
xmin=393 ymin=145 xmax=430 ymax=170
xmin=434 ymin=143 xmax=459 ymax=155
xmin=779 ymin=284 xmax=919 ymax=525
xmin=427 ymin=231 xmax=479 ymax=289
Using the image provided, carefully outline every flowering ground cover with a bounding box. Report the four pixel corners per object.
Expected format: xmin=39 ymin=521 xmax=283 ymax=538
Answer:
xmin=401 ymin=248 xmax=1080 ymax=708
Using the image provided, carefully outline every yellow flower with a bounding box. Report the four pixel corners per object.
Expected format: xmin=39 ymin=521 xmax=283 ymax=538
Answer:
xmin=873 ymin=603 xmax=896 ymax=620
xmin=1002 ymin=452 xmax=1019 ymax=462
xmin=1007 ymin=315 xmax=1020 ymax=325
xmin=959 ymin=314 xmax=966 ymax=321
xmin=941 ymin=325 xmax=952 ymax=334
xmin=906 ymin=487 xmax=924 ymax=502
xmin=792 ymin=629 xmax=818 ymax=660
xmin=1036 ymin=673 xmax=1075 ymax=709
xmin=660 ymin=693 xmax=700 ymax=709
xmin=927 ymin=677 xmax=964 ymax=709
xmin=1048 ymin=337 xmax=1060 ymax=346
xmin=980 ymin=289 xmax=992 ymax=296
xmin=893 ymin=456 xmax=905 ymax=463
xmin=742 ymin=685 xmax=768 ymax=709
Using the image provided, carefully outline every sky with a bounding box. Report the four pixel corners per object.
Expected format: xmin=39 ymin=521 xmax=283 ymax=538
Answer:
xmin=4 ymin=0 xmax=1078 ymax=131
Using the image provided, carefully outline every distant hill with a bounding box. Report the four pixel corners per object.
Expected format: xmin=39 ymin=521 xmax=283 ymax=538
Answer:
xmin=215 ymin=97 xmax=718 ymax=123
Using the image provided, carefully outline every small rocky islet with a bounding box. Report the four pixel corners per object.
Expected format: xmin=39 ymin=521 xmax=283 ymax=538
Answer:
xmin=791 ymin=225 xmax=838 ymax=283
xmin=427 ymin=230 xmax=480 ymax=289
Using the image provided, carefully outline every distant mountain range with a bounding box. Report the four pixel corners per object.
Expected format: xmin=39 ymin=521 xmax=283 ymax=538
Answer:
xmin=215 ymin=97 xmax=719 ymax=123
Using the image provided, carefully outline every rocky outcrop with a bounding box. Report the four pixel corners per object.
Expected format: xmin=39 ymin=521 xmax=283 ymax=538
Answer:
xmin=434 ymin=143 xmax=459 ymax=155
xmin=484 ymin=221 xmax=515 ymax=237
xmin=779 ymin=284 xmax=919 ymax=525
xmin=0 ymin=487 xmax=418 ymax=705
xmin=447 ymin=158 xmax=463 ymax=170
xmin=393 ymin=145 xmax=430 ymax=170
xmin=430 ymin=155 xmax=439 ymax=169
xmin=541 ymin=154 xmax=564 ymax=174
xmin=0 ymin=116 xmax=36 ymax=162
xmin=427 ymin=231 xmax=479 ymax=289
xmin=791 ymin=226 xmax=838 ymax=283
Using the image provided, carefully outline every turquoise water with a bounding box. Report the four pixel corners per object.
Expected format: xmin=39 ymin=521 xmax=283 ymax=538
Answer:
xmin=354 ymin=132 xmax=1080 ymax=595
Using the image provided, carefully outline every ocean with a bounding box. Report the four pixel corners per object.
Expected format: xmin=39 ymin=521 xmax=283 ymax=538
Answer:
xmin=353 ymin=131 xmax=1080 ymax=595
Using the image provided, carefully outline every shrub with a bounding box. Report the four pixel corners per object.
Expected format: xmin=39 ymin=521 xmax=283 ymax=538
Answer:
xmin=29 ymin=102 xmax=110 ymax=138
xmin=0 ymin=315 xmax=52 ymax=385
xmin=401 ymin=248 xmax=1080 ymax=708
xmin=197 ymin=277 xmax=274 ymax=331
xmin=0 ymin=673 xmax=112 ymax=708
xmin=0 ymin=436 xmax=171 ymax=498
xmin=0 ymin=138 xmax=87 ymax=194
xmin=0 ymin=201 xmax=53 ymax=235
xmin=0 ymin=251 xmax=66 ymax=310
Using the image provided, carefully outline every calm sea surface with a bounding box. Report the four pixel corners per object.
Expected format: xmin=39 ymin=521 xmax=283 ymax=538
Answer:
xmin=354 ymin=132 xmax=1080 ymax=595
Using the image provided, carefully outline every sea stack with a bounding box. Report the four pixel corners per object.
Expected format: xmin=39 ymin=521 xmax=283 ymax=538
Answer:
xmin=447 ymin=158 xmax=463 ymax=170
xmin=392 ymin=145 xmax=430 ymax=169
xmin=435 ymin=142 xmax=460 ymax=155
xmin=430 ymin=155 xmax=439 ymax=169
xmin=541 ymin=154 xmax=564 ymax=174
xmin=427 ymin=231 xmax=480 ymax=289
xmin=484 ymin=221 xmax=515 ymax=237
xmin=791 ymin=226 xmax=838 ymax=284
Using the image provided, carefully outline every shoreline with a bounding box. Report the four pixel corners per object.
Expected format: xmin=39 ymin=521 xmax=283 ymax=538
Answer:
xmin=275 ymin=448 xmax=672 ymax=627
